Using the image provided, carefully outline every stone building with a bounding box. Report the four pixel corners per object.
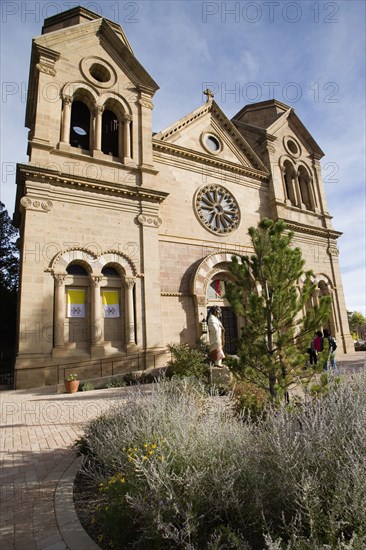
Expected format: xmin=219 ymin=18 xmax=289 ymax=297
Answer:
xmin=13 ymin=7 xmax=353 ymax=389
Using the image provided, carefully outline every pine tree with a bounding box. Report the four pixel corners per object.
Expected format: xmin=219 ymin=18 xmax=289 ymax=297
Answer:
xmin=226 ymin=219 xmax=331 ymax=402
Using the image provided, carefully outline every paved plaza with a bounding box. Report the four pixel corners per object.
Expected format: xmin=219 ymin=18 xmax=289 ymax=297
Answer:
xmin=0 ymin=353 xmax=364 ymax=549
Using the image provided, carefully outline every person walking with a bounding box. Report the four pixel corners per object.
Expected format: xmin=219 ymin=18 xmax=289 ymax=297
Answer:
xmin=323 ymin=328 xmax=338 ymax=373
xmin=310 ymin=330 xmax=323 ymax=365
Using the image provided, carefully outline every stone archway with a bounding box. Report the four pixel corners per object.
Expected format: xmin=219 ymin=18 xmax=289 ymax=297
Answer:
xmin=191 ymin=252 xmax=240 ymax=352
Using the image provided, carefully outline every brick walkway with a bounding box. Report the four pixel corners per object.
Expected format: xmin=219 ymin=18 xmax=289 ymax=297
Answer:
xmin=0 ymin=354 xmax=364 ymax=549
xmin=0 ymin=385 xmax=140 ymax=549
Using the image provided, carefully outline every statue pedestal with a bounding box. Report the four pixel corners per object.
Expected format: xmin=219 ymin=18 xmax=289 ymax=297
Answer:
xmin=210 ymin=366 xmax=231 ymax=386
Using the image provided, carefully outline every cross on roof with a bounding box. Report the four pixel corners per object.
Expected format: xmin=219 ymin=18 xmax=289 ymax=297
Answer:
xmin=203 ymin=88 xmax=215 ymax=102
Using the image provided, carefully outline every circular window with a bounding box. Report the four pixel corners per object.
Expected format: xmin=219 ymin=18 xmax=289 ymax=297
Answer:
xmin=195 ymin=185 xmax=240 ymax=234
xmin=206 ymin=135 xmax=220 ymax=152
xmin=287 ymin=140 xmax=298 ymax=155
xmin=200 ymin=132 xmax=223 ymax=155
xmin=284 ymin=136 xmax=301 ymax=158
xmin=89 ymin=63 xmax=111 ymax=83
xmin=80 ymin=57 xmax=117 ymax=88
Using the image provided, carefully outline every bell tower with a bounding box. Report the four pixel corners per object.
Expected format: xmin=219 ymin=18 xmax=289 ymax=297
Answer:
xmin=14 ymin=7 xmax=168 ymax=388
xmin=232 ymin=100 xmax=354 ymax=353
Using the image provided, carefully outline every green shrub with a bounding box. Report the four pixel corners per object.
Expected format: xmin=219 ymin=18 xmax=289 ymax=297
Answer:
xmin=166 ymin=342 xmax=210 ymax=382
xmin=104 ymin=378 xmax=127 ymax=389
xmin=80 ymin=382 xmax=95 ymax=392
xmin=77 ymin=373 xmax=366 ymax=549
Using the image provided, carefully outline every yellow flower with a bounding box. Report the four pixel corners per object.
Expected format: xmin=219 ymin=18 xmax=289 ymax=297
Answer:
xmin=151 ymin=444 xmax=157 ymax=449
xmin=144 ymin=443 xmax=148 ymax=448
xmin=148 ymin=450 xmax=153 ymax=455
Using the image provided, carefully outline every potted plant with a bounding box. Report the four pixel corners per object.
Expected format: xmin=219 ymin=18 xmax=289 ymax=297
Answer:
xmin=64 ymin=373 xmax=80 ymax=394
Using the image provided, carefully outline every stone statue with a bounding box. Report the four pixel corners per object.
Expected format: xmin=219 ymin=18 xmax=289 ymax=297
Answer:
xmin=207 ymin=306 xmax=225 ymax=366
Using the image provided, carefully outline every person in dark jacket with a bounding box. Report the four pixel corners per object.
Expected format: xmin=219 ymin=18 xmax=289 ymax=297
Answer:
xmin=323 ymin=328 xmax=338 ymax=373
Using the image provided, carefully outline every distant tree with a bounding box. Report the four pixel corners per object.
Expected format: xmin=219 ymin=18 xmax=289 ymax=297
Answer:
xmin=0 ymin=202 xmax=19 ymax=371
xmin=226 ymin=219 xmax=331 ymax=402
xmin=0 ymin=201 xmax=19 ymax=292
xmin=348 ymin=310 xmax=366 ymax=339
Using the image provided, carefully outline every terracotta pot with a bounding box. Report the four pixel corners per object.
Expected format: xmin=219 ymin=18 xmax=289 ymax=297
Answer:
xmin=64 ymin=380 xmax=80 ymax=394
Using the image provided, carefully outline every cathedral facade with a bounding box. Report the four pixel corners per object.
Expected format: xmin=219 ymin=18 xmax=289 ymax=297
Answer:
xmin=14 ymin=7 xmax=353 ymax=389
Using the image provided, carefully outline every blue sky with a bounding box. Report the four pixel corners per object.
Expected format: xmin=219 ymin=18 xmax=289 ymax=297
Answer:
xmin=1 ymin=0 xmax=365 ymax=314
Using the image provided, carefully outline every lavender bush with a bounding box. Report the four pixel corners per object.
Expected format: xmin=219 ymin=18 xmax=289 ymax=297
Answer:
xmin=77 ymin=374 xmax=366 ymax=549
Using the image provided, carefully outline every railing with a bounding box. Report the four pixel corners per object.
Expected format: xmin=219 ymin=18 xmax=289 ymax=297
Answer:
xmin=11 ymin=350 xmax=165 ymax=389
xmin=0 ymin=369 xmax=14 ymax=387
xmin=56 ymin=351 xmax=156 ymax=384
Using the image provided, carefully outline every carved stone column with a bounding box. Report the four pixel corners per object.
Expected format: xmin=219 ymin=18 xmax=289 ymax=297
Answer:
xmin=90 ymin=276 xmax=103 ymax=347
xmin=53 ymin=274 xmax=67 ymax=348
xmin=294 ymin=172 xmax=303 ymax=208
xmin=94 ymin=106 xmax=104 ymax=151
xmin=124 ymin=277 xmax=136 ymax=347
xmin=308 ymin=177 xmax=317 ymax=211
xmin=312 ymin=287 xmax=321 ymax=309
xmin=123 ymin=114 xmax=132 ymax=160
xmin=60 ymin=95 xmax=72 ymax=143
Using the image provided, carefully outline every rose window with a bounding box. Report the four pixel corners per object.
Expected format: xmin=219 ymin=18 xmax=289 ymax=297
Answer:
xmin=195 ymin=185 xmax=240 ymax=234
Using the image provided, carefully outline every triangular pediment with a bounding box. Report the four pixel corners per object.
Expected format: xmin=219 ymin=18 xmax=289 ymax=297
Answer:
xmin=32 ymin=15 xmax=158 ymax=93
xmin=267 ymin=109 xmax=324 ymax=158
xmin=232 ymin=100 xmax=324 ymax=158
xmin=154 ymin=100 xmax=268 ymax=174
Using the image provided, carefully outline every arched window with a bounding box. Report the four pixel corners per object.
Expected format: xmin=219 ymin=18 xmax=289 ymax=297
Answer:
xmin=66 ymin=264 xmax=88 ymax=275
xmin=69 ymin=101 xmax=91 ymax=150
xmin=283 ymin=160 xmax=297 ymax=206
xmin=65 ymin=262 xmax=90 ymax=348
xmin=298 ymin=166 xmax=314 ymax=211
xmin=102 ymin=266 xmax=120 ymax=277
xmin=102 ymin=109 xmax=119 ymax=157
xmin=101 ymin=264 xmax=124 ymax=345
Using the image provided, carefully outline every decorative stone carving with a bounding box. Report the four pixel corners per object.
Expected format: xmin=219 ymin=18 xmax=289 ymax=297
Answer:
xmin=124 ymin=277 xmax=136 ymax=289
xmin=20 ymin=197 xmax=53 ymax=212
xmin=196 ymin=295 xmax=207 ymax=306
xmin=138 ymin=98 xmax=154 ymax=110
xmin=20 ymin=197 xmax=32 ymax=209
xmin=62 ymin=95 xmax=73 ymax=105
xmin=89 ymin=276 xmax=103 ymax=287
xmin=137 ymin=214 xmax=162 ymax=227
xmin=327 ymin=246 xmax=339 ymax=257
xmin=36 ymin=63 xmax=56 ymax=76
xmin=195 ymin=185 xmax=240 ymax=234
xmin=53 ymin=274 xmax=67 ymax=286
xmin=41 ymin=200 xmax=53 ymax=211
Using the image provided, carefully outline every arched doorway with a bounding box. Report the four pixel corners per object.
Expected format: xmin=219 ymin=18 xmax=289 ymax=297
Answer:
xmin=191 ymin=252 xmax=241 ymax=355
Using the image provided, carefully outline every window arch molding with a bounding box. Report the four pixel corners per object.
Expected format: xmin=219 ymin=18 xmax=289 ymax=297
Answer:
xmin=297 ymin=162 xmax=316 ymax=211
xmin=279 ymin=156 xmax=298 ymax=206
xmin=99 ymin=91 xmax=132 ymax=116
xmin=60 ymin=82 xmax=99 ymax=150
xmin=62 ymin=81 xmax=100 ymax=104
xmin=98 ymin=92 xmax=133 ymax=160
xmin=50 ymin=248 xmax=139 ymax=353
